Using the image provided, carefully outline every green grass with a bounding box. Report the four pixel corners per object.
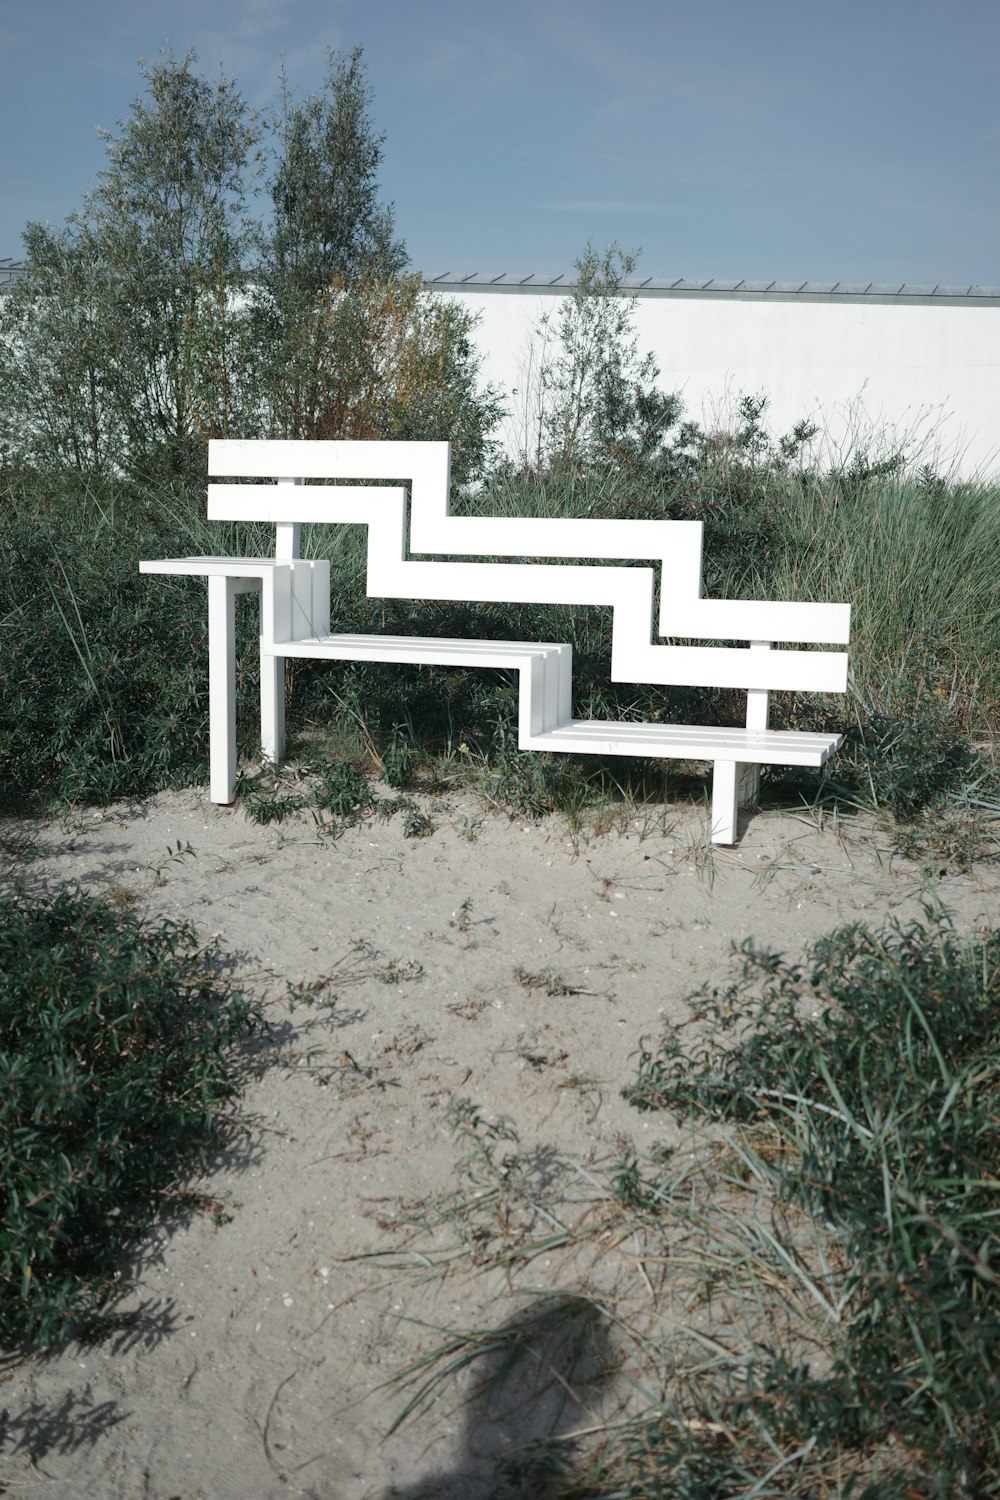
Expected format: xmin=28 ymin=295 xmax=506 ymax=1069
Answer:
xmin=768 ymin=470 xmax=1000 ymax=729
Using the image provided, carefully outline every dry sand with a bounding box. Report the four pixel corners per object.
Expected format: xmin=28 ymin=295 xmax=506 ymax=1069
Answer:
xmin=1 ymin=786 xmax=996 ymax=1499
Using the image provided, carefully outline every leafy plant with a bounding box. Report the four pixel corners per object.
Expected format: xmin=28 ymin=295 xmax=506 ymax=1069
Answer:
xmin=0 ymin=888 xmax=265 ymax=1345
xmin=313 ymin=756 xmax=377 ymax=820
xmin=625 ymin=907 xmax=1000 ymax=1497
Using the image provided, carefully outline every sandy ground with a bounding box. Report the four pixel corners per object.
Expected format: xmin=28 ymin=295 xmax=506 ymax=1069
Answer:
xmin=1 ymin=785 xmax=996 ymax=1499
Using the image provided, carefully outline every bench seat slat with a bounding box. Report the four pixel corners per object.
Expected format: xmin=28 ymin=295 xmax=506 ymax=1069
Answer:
xmin=267 ymin=632 xmax=567 ymax=665
xmin=534 ymin=721 xmax=842 ymax=767
xmin=139 ymin=557 xmax=283 ymax=577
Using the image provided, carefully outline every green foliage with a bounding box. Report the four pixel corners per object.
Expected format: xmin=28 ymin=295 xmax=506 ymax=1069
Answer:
xmin=0 ymin=48 xmax=500 ymax=487
xmin=235 ymin=757 xmax=441 ymax=840
xmin=0 ymin=52 xmax=260 ymax=488
xmin=0 ymin=477 xmax=221 ymax=809
xmin=268 ymin=47 xmax=405 ymax=289
xmin=483 ymin=728 xmax=581 ymax=819
xmin=526 ymin=242 xmax=681 ymax=476
xmin=252 ymin=268 xmax=501 ymax=479
xmin=381 ymin=725 xmax=416 ymax=788
xmin=767 ymin=465 xmax=1000 ymax=719
xmin=313 ymin=757 xmax=377 ymax=820
xmin=254 ymin=46 xmax=405 ymax=442
xmin=234 ymin=756 xmax=375 ymax=828
xmin=625 ymin=908 xmax=1000 ymax=1496
xmin=238 ymin=779 xmax=306 ymax=825
xmin=400 ymin=803 xmax=434 ymax=838
xmin=845 ymin=654 xmax=978 ymax=817
xmin=0 ymin=887 xmax=265 ymax=1345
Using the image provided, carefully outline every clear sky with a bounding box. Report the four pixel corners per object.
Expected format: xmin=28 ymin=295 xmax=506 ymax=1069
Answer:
xmin=3 ymin=0 xmax=998 ymax=285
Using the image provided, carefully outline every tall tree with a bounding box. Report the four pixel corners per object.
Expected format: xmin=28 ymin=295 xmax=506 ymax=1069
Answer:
xmin=82 ymin=51 xmax=259 ymax=483
xmin=270 ymin=47 xmax=406 ymax=291
xmin=531 ymin=243 xmax=680 ymax=476
xmin=0 ymin=47 xmax=500 ymax=490
xmin=255 ymin=48 xmax=408 ymax=440
xmin=0 ymin=52 xmax=258 ymax=485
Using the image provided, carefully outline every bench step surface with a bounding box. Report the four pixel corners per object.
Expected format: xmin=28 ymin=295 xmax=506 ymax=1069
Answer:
xmin=532 ymin=720 xmax=842 ymax=766
xmin=272 ymin=632 xmax=566 ymax=663
xmin=268 ymin=634 xmax=841 ymax=766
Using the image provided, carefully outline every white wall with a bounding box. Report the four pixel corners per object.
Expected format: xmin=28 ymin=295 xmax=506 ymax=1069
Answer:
xmin=438 ymin=288 xmax=1000 ymax=479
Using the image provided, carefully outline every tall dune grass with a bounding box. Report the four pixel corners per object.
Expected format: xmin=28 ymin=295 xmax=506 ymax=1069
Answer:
xmin=767 ymin=472 xmax=1000 ymax=731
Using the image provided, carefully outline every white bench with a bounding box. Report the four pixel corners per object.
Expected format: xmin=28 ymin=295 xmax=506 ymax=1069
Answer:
xmin=140 ymin=439 xmax=850 ymax=844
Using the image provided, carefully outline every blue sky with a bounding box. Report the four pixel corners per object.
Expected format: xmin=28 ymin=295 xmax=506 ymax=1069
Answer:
xmin=3 ymin=0 xmax=998 ymax=283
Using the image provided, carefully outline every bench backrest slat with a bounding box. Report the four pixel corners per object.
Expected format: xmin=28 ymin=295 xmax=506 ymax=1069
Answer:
xmin=205 ymin=440 xmax=850 ymax=690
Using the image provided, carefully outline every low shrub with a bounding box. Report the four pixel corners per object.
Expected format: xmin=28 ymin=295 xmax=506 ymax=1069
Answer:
xmin=625 ymin=908 xmax=1000 ymax=1497
xmin=0 ymin=887 xmax=266 ymax=1346
xmin=0 ymin=477 xmax=211 ymax=809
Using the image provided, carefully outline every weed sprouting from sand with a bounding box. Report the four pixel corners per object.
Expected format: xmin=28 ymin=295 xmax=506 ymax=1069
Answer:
xmin=0 ymin=827 xmax=40 ymax=862
xmin=150 ymin=838 xmax=197 ymax=886
xmin=235 ymin=758 xmax=443 ymax=843
xmin=450 ymin=895 xmax=475 ymax=933
xmin=403 ymin=807 xmax=434 ymax=838
xmin=282 ymin=940 xmax=425 ymax=1000
xmin=238 ymin=757 xmax=375 ymax=828
xmin=514 ymin=966 xmax=576 ymax=997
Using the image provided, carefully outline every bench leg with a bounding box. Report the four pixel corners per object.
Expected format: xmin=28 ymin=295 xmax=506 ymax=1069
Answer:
xmin=260 ymin=652 xmax=285 ymax=766
xmin=710 ymin=761 xmax=760 ymax=844
xmin=711 ymin=761 xmax=738 ymax=844
xmin=207 ymin=575 xmax=260 ymax=803
xmin=739 ymin=763 xmax=761 ymax=810
xmin=208 ymin=576 xmax=239 ymax=804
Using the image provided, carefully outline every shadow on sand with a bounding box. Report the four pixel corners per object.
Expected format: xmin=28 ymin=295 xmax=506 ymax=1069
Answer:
xmin=380 ymin=1291 xmax=617 ymax=1500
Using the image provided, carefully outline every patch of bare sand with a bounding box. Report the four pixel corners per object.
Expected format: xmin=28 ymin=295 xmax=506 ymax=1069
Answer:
xmin=1 ymin=788 xmax=996 ymax=1499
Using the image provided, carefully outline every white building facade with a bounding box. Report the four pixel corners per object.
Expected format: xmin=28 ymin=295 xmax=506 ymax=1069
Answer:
xmin=424 ymin=274 xmax=1000 ymax=479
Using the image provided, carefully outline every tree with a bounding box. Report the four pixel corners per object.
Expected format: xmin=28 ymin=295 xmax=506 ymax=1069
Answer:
xmin=0 ymin=223 xmax=126 ymax=475
xmin=529 ymin=243 xmax=681 ymax=476
xmin=305 ymin=271 xmax=502 ymax=479
xmin=0 ymin=48 xmax=501 ymax=490
xmin=0 ymin=52 xmax=259 ymax=486
xmin=269 ymin=48 xmax=406 ymax=291
xmin=81 ymin=51 xmax=260 ymax=484
xmin=248 ymin=48 xmax=500 ymax=476
xmin=253 ymin=48 xmax=408 ymax=440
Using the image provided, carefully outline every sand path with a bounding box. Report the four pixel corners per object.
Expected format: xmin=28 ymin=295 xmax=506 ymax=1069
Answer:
xmin=1 ymin=787 xmax=996 ymax=1499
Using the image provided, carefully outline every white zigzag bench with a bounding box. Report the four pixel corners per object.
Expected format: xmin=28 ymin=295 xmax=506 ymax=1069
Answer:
xmin=140 ymin=439 xmax=851 ymax=844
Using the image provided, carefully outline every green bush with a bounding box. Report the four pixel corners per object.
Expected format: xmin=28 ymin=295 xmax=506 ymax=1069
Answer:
xmin=625 ymin=909 xmax=1000 ymax=1497
xmin=0 ymin=887 xmax=266 ymax=1346
xmin=1 ymin=477 xmax=206 ymax=808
